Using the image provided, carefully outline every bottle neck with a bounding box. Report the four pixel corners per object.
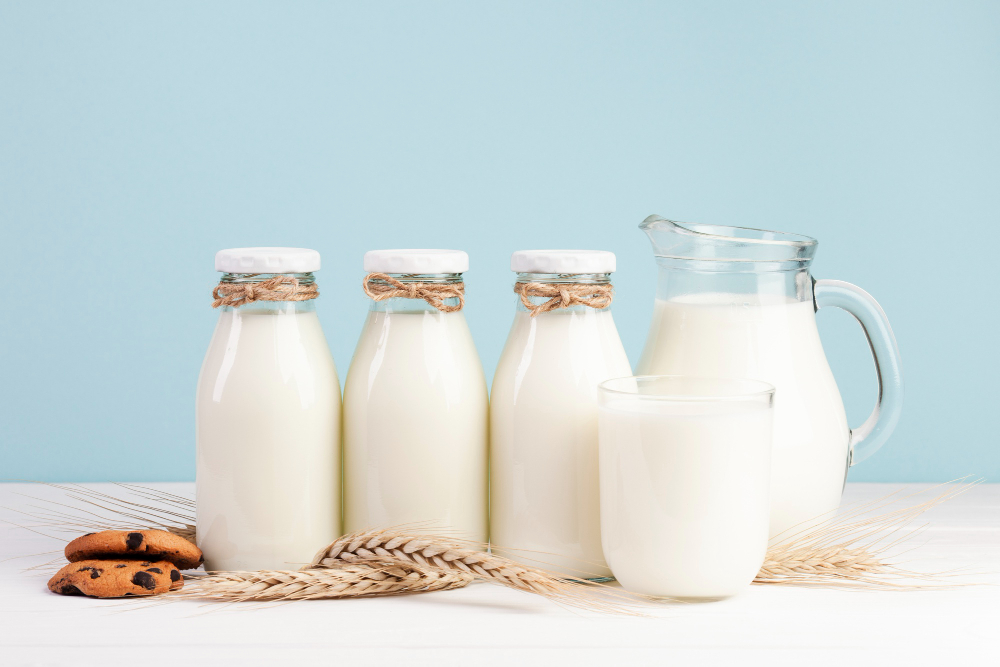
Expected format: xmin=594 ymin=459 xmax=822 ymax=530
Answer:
xmin=515 ymin=272 xmax=611 ymax=285
xmin=368 ymin=272 xmax=465 ymax=313
xmin=217 ymin=272 xmax=317 ymax=313
xmin=220 ymin=272 xmax=316 ymax=285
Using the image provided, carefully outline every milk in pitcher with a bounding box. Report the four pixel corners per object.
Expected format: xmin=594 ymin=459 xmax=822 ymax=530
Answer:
xmin=638 ymin=293 xmax=848 ymax=538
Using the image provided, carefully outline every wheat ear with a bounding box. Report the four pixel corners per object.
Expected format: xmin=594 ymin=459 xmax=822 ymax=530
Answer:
xmin=175 ymin=563 xmax=472 ymax=602
xmin=755 ymin=481 xmax=977 ymax=588
xmin=310 ymin=528 xmax=643 ymax=612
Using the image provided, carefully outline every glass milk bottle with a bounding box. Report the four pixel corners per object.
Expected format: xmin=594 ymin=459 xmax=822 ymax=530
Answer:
xmin=490 ymin=250 xmax=632 ymax=579
xmin=196 ymin=248 xmax=341 ymax=571
xmin=343 ymin=249 xmax=488 ymax=541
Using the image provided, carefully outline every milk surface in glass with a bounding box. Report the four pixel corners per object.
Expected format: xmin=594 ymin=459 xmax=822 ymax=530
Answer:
xmin=637 ymin=293 xmax=848 ymax=539
xmin=598 ymin=376 xmax=774 ymax=599
xmin=491 ymin=251 xmax=630 ymax=578
xmin=196 ymin=248 xmax=341 ymax=572
xmin=343 ymin=250 xmax=488 ymax=541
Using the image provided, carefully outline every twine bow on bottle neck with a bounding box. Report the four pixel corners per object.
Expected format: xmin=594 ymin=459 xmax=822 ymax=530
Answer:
xmin=362 ymin=273 xmax=466 ymax=313
xmin=212 ymin=275 xmax=319 ymax=308
xmin=514 ymin=282 xmax=613 ymax=317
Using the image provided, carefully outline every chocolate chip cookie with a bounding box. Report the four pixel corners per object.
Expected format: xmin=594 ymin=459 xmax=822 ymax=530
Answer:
xmin=65 ymin=530 xmax=203 ymax=570
xmin=48 ymin=559 xmax=183 ymax=598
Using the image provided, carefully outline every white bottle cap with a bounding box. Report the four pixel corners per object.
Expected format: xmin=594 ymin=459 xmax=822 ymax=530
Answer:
xmin=363 ymin=249 xmax=469 ymax=274
xmin=215 ymin=247 xmax=321 ymax=273
xmin=511 ymin=250 xmax=616 ymax=274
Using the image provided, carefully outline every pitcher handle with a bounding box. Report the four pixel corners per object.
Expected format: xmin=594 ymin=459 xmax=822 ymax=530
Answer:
xmin=813 ymin=279 xmax=903 ymax=466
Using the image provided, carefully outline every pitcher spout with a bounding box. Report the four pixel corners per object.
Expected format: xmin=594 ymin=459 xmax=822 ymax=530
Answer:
xmin=640 ymin=214 xmax=818 ymax=266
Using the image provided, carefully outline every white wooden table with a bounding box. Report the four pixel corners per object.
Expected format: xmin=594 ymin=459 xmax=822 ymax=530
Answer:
xmin=1 ymin=483 xmax=997 ymax=665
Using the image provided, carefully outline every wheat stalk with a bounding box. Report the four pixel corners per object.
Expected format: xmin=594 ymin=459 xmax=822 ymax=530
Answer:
xmin=175 ymin=563 xmax=472 ymax=601
xmin=757 ymin=547 xmax=885 ymax=584
xmin=753 ymin=481 xmax=976 ymax=588
xmin=309 ymin=529 xmax=640 ymax=612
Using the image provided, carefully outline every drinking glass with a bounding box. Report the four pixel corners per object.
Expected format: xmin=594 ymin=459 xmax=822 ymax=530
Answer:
xmin=597 ymin=376 xmax=775 ymax=599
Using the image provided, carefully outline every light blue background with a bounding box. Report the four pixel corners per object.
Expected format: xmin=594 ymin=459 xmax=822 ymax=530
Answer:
xmin=1 ymin=1 xmax=997 ymax=482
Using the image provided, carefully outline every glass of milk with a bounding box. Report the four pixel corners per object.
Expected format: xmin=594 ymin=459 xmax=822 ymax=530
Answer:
xmin=196 ymin=248 xmax=341 ymax=571
xmin=491 ymin=250 xmax=631 ymax=579
xmin=597 ymin=375 xmax=775 ymax=599
xmin=343 ymin=250 xmax=489 ymax=541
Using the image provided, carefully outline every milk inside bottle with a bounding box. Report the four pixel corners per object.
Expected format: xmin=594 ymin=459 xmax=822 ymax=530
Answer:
xmin=491 ymin=250 xmax=631 ymax=579
xmin=343 ymin=250 xmax=488 ymax=541
xmin=196 ymin=248 xmax=341 ymax=571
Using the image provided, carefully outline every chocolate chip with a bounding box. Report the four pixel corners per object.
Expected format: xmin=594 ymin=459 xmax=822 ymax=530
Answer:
xmin=146 ymin=567 xmax=162 ymax=574
xmin=170 ymin=570 xmax=180 ymax=582
xmin=131 ymin=571 xmax=157 ymax=590
xmin=126 ymin=532 xmax=144 ymax=550
xmin=115 ymin=564 xmax=127 ymax=568
xmin=77 ymin=566 xmax=93 ymax=573
xmin=90 ymin=569 xmax=101 ymax=579
xmin=83 ymin=532 xmax=95 ymax=537
xmin=60 ymin=585 xmax=82 ymax=596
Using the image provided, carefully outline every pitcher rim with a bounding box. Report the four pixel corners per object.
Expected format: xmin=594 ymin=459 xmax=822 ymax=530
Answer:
xmin=640 ymin=215 xmax=818 ymax=248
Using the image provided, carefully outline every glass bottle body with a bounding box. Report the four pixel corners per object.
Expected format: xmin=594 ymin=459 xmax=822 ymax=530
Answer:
xmin=490 ymin=272 xmax=632 ymax=578
xmin=196 ymin=273 xmax=342 ymax=571
xmin=343 ymin=274 xmax=488 ymax=541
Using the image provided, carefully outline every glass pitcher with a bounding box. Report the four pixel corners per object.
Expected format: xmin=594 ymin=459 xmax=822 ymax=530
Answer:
xmin=635 ymin=216 xmax=903 ymax=539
